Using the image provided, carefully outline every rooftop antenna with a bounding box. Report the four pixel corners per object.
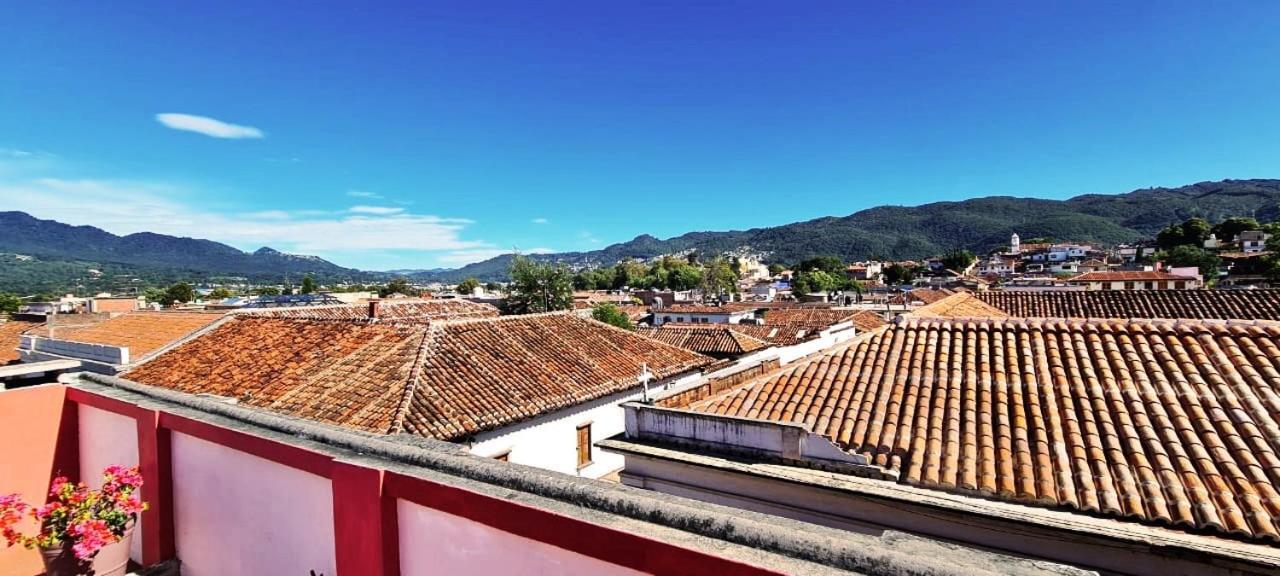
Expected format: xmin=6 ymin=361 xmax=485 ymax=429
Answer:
xmin=639 ymin=363 xmax=655 ymax=403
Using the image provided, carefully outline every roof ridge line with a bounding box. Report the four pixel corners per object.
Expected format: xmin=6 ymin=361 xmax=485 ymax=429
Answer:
xmin=388 ymin=323 xmax=443 ymax=434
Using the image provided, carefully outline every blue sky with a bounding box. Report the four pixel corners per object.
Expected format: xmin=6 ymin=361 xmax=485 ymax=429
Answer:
xmin=3 ymin=2 xmax=1280 ymax=270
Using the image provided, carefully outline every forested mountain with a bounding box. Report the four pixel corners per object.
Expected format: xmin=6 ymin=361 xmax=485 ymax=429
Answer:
xmin=0 ymin=212 xmax=375 ymax=292
xmin=413 ymin=179 xmax=1280 ymax=282
xmin=3 ymin=179 xmax=1279 ymax=290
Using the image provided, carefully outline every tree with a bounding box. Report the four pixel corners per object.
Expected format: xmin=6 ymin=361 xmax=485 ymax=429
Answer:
xmin=1156 ymin=217 xmax=1211 ymax=249
xmin=455 ymin=277 xmax=481 ymax=295
xmin=507 ymin=254 xmax=573 ymax=313
xmin=939 ymin=249 xmax=976 ymax=272
xmin=767 ymin=263 xmax=785 ymax=276
xmin=612 ymin=260 xmax=648 ymax=290
xmin=792 ymin=270 xmax=839 ymax=295
xmin=253 ymin=286 xmax=281 ymax=296
xmin=1211 ymin=217 xmax=1260 ymax=242
xmin=591 ymin=303 xmax=633 ymax=330
xmin=1157 ymin=245 xmax=1221 ymax=277
xmin=0 ymin=292 xmax=20 ymax=315
xmin=883 ymin=263 xmax=916 ymax=285
xmin=700 ymin=256 xmax=737 ymax=300
xmin=795 ymin=256 xmax=845 ymax=275
xmin=207 ymin=287 xmax=234 ymax=300
xmin=161 ymin=282 xmax=195 ymax=306
xmin=380 ymin=278 xmax=414 ymax=297
xmin=300 ymin=276 xmax=317 ymax=295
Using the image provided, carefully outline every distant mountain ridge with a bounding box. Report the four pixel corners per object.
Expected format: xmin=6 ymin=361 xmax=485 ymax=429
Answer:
xmin=412 ymin=179 xmax=1280 ymax=282
xmin=0 ymin=211 xmax=362 ymax=282
xmin=2 ymin=178 xmax=1279 ymax=290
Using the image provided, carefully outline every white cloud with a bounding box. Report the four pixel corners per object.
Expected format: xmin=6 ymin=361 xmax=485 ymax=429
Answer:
xmin=346 ymin=190 xmax=383 ymax=199
xmin=531 ymin=217 xmax=549 ymax=224
xmin=349 ymin=205 xmax=404 ymax=215
xmin=155 ymin=113 xmax=265 ymax=139
xmin=579 ymin=230 xmax=602 ymax=245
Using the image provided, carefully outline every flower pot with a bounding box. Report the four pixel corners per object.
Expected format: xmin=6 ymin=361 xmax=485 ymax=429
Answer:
xmin=39 ymin=528 xmax=132 ymax=576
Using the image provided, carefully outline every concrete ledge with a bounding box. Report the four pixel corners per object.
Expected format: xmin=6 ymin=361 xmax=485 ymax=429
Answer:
xmin=65 ymin=372 xmax=1092 ymax=576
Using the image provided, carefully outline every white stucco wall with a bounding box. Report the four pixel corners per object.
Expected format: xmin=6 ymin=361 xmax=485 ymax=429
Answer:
xmin=78 ymin=405 xmax=142 ymax=563
xmin=170 ymin=432 xmax=336 ymax=576
xmin=469 ymin=373 xmax=701 ymax=478
xmin=397 ymin=499 xmax=644 ymax=576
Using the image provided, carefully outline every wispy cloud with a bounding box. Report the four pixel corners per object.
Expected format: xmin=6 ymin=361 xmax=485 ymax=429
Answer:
xmin=346 ymin=190 xmax=383 ymax=199
xmin=155 ymin=113 xmax=265 ymax=139
xmin=349 ymin=205 xmax=404 ymax=215
xmin=579 ymin=230 xmax=602 ymax=245
xmin=531 ymin=217 xmax=549 ymax=224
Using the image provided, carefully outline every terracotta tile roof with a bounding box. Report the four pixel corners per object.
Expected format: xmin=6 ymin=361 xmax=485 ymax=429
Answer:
xmin=652 ymin=303 xmax=758 ymax=315
xmin=977 ymin=290 xmax=1280 ymax=321
xmin=688 ymin=316 xmax=1280 ymax=544
xmin=763 ymin=308 xmax=875 ymax=328
xmin=673 ymin=323 xmax=812 ymax=346
xmin=909 ymin=293 xmax=1010 ymax=319
xmin=239 ymin=299 xmax=498 ymax=323
xmin=636 ymin=325 xmax=770 ymax=355
xmin=126 ymin=313 xmax=712 ymax=441
xmin=25 ymin=312 xmax=225 ymax=360
xmin=0 ymin=320 xmax=41 ymax=364
xmin=888 ymin=289 xmax=955 ymax=306
xmin=1068 ymin=271 xmax=1196 ymax=283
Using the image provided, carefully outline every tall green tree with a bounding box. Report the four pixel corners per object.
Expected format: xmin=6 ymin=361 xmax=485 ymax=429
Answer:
xmin=1156 ymin=217 xmax=1211 ymax=249
xmin=455 ymin=277 xmax=481 ymax=295
xmin=162 ymin=282 xmax=195 ymax=306
xmin=380 ymin=278 xmax=414 ymax=297
xmin=207 ymin=287 xmax=235 ymax=300
xmin=700 ymin=256 xmax=737 ymax=300
xmin=1211 ymin=217 xmax=1260 ymax=242
xmin=300 ymin=276 xmax=317 ymax=294
xmin=767 ymin=263 xmax=785 ymax=276
xmin=591 ymin=303 xmax=633 ymax=330
xmin=883 ymin=263 xmax=916 ymax=285
xmin=795 ymin=256 xmax=845 ymax=275
xmin=1157 ymin=245 xmax=1221 ymax=277
xmin=0 ymin=292 xmax=20 ymax=315
xmin=939 ymin=249 xmax=976 ymax=271
xmin=507 ymin=254 xmax=573 ymax=313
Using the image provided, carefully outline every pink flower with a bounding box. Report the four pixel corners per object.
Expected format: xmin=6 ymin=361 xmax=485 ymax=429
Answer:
xmin=69 ymin=519 xmax=117 ymax=560
xmin=48 ymin=477 xmax=69 ymax=498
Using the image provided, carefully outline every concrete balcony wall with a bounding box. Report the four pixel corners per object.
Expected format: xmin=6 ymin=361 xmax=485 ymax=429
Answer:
xmin=78 ymin=404 xmax=142 ymax=563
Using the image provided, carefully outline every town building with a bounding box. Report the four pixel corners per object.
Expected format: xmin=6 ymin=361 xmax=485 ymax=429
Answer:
xmin=604 ymin=316 xmax=1280 ymax=575
xmin=1237 ymin=229 xmax=1271 ymax=253
xmin=975 ymin=254 xmax=1018 ymax=277
xmin=636 ymin=325 xmax=770 ymax=360
xmin=87 ymin=296 xmax=142 ymax=314
xmin=650 ymin=303 xmax=757 ymax=326
xmin=1065 ymin=270 xmax=1200 ymax=291
xmin=122 ymin=312 xmax=713 ymax=480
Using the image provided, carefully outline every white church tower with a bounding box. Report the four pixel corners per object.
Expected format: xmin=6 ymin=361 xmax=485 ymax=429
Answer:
xmin=1010 ymin=233 xmax=1021 ymax=254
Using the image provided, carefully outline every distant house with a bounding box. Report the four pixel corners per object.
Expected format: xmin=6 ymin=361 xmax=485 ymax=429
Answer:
xmin=975 ymin=255 xmax=1018 ymax=277
xmin=1077 ymin=258 xmax=1108 ymax=273
xmin=88 ymin=296 xmax=141 ymax=314
xmin=651 ymin=303 xmax=757 ymax=326
xmin=1065 ymin=270 xmax=1200 ymax=291
xmin=845 ymin=261 xmax=883 ymax=282
xmin=1237 ymin=230 xmax=1271 ymax=253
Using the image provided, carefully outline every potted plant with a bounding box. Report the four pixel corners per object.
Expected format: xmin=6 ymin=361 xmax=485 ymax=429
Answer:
xmin=1 ymin=465 xmax=147 ymax=576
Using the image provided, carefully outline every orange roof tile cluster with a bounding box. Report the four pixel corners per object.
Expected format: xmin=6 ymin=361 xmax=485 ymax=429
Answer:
xmin=0 ymin=320 xmax=41 ymax=364
xmin=1067 ymin=271 xmax=1197 ymax=283
xmin=888 ymin=288 xmax=955 ymax=306
xmin=126 ymin=313 xmax=712 ymax=441
xmin=668 ymin=323 xmax=811 ymax=346
xmin=636 ymin=325 xmax=770 ymax=356
xmin=240 ymin=299 xmax=498 ymax=323
xmin=652 ymin=303 xmax=759 ymax=315
xmin=978 ymin=290 xmax=1280 ymax=321
xmin=688 ymin=316 xmax=1280 ymax=544
xmin=26 ymin=312 xmax=225 ymax=360
xmin=908 ymin=293 xmax=1010 ymax=319
xmin=763 ymin=308 xmax=872 ymax=328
